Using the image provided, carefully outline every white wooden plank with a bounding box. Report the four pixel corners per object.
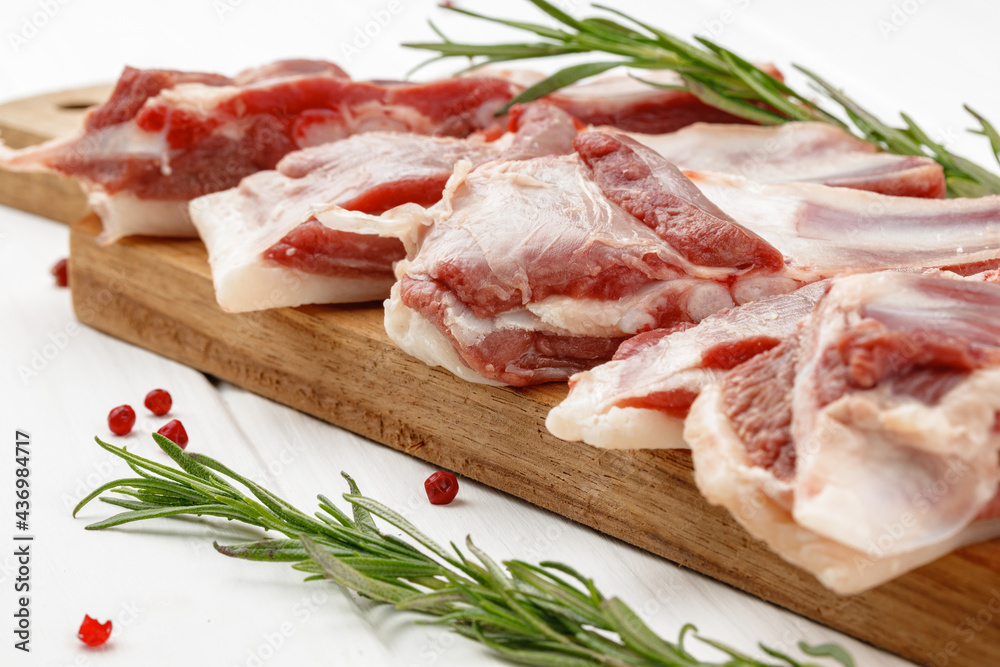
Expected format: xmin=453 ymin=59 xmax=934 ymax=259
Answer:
xmin=3 ymin=0 xmax=999 ymax=664
xmin=216 ymin=383 xmax=913 ymax=666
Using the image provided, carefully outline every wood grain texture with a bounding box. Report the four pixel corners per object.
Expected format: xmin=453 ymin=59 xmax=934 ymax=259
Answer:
xmin=0 ymin=85 xmax=112 ymax=223
xmin=68 ymin=213 xmax=1000 ymax=666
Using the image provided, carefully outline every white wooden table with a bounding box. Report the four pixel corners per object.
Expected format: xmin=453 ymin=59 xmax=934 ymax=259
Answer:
xmin=2 ymin=0 xmax=997 ymax=664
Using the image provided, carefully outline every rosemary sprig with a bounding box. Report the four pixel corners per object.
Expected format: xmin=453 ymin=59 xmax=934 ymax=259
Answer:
xmin=404 ymin=0 xmax=1000 ymax=197
xmin=74 ymin=434 xmax=855 ymax=667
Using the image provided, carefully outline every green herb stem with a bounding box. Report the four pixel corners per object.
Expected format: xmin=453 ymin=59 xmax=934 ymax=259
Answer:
xmin=403 ymin=0 xmax=1000 ymax=198
xmin=74 ymin=435 xmax=854 ymax=667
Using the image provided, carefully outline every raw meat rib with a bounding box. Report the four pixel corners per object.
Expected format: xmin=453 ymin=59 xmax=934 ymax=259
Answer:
xmin=191 ymin=133 xmax=495 ymax=312
xmin=548 ymin=156 xmax=1000 ymax=445
xmin=685 ymin=271 xmax=1000 ymax=594
xmin=192 ymin=103 xmax=578 ymax=312
xmin=368 ymin=129 xmax=1000 ymax=387
xmin=546 ymin=281 xmax=828 ymax=449
xmin=627 ymin=121 xmax=945 ymax=198
xmin=491 ymin=68 xmax=773 ymax=133
xmin=188 ymin=133 xmax=475 ymax=312
xmin=1 ymin=61 xmax=516 ymax=244
xmin=370 ymin=131 xmax=793 ymax=386
xmin=687 ymin=171 xmax=1000 ymax=278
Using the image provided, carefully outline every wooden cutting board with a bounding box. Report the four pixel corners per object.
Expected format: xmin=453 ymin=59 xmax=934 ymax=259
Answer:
xmin=8 ymin=87 xmax=1000 ymax=666
xmin=0 ymin=84 xmax=112 ymax=223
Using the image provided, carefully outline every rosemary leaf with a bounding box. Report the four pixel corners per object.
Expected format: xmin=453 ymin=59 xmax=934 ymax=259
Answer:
xmin=499 ymin=61 xmax=636 ymax=114
xmin=405 ymin=0 xmax=1000 ymax=197
xmin=84 ymin=503 xmax=249 ymax=531
xmin=344 ymin=493 xmax=459 ymax=565
xmin=442 ymin=4 xmax=572 ymax=41
xmin=798 ymin=642 xmax=856 ymax=667
xmin=601 ymin=598 xmax=689 ymax=664
xmin=76 ymin=435 xmax=855 ymax=667
xmin=73 ymin=478 xmax=181 ymax=517
xmin=341 ymin=472 xmax=381 ymax=536
xmin=214 ymin=538 xmax=314 ymax=562
xmin=966 ymin=105 xmax=1000 ymax=166
xmin=301 ymin=534 xmax=417 ymax=604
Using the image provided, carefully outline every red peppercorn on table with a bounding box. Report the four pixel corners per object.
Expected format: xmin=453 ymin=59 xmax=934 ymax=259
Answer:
xmin=3 ymin=1 xmax=999 ymax=666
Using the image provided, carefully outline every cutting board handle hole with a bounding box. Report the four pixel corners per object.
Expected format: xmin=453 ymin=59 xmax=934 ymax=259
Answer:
xmin=57 ymin=101 xmax=98 ymax=111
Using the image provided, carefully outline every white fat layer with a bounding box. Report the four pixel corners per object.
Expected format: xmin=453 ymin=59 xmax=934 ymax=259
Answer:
xmin=466 ymin=67 xmax=684 ymax=102
xmin=383 ymin=282 xmax=504 ymax=386
xmin=402 ymin=275 xmax=741 ymax=354
xmin=93 ymin=192 xmax=194 ymax=245
xmin=790 ymin=272 xmax=1000 ymax=555
xmin=394 ymin=264 xmax=560 ymax=349
xmin=525 ymin=278 xmax=734 ymax=338
xmin=546 ymin=402 xmax=687 ymax=450
xmin=190 ymin=187 xmax=412 ymax=312
xmin=314 ymin=203 xmax=429 ymax=255
xmin=447 ymin=305 xmax=547 ymax=349
xmin=547 ymin=282 xmax=824 ymax=448
xmin=4 ymin=122 xmax=169 ymax=168
xmin=685 ymin=383 xmax=1000 ymax=595
xmin=219 ymin=260 xmax=393 ymax=313
xmin=157 ymin=82 xmax=242 ymax=112
xmin=548 ymin=365 xmax=708 ymax=449
xmin=793 ymin=369 xmax=1000 ymax=556
xmin=731 ymin=276 xmax=803 ymax=305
